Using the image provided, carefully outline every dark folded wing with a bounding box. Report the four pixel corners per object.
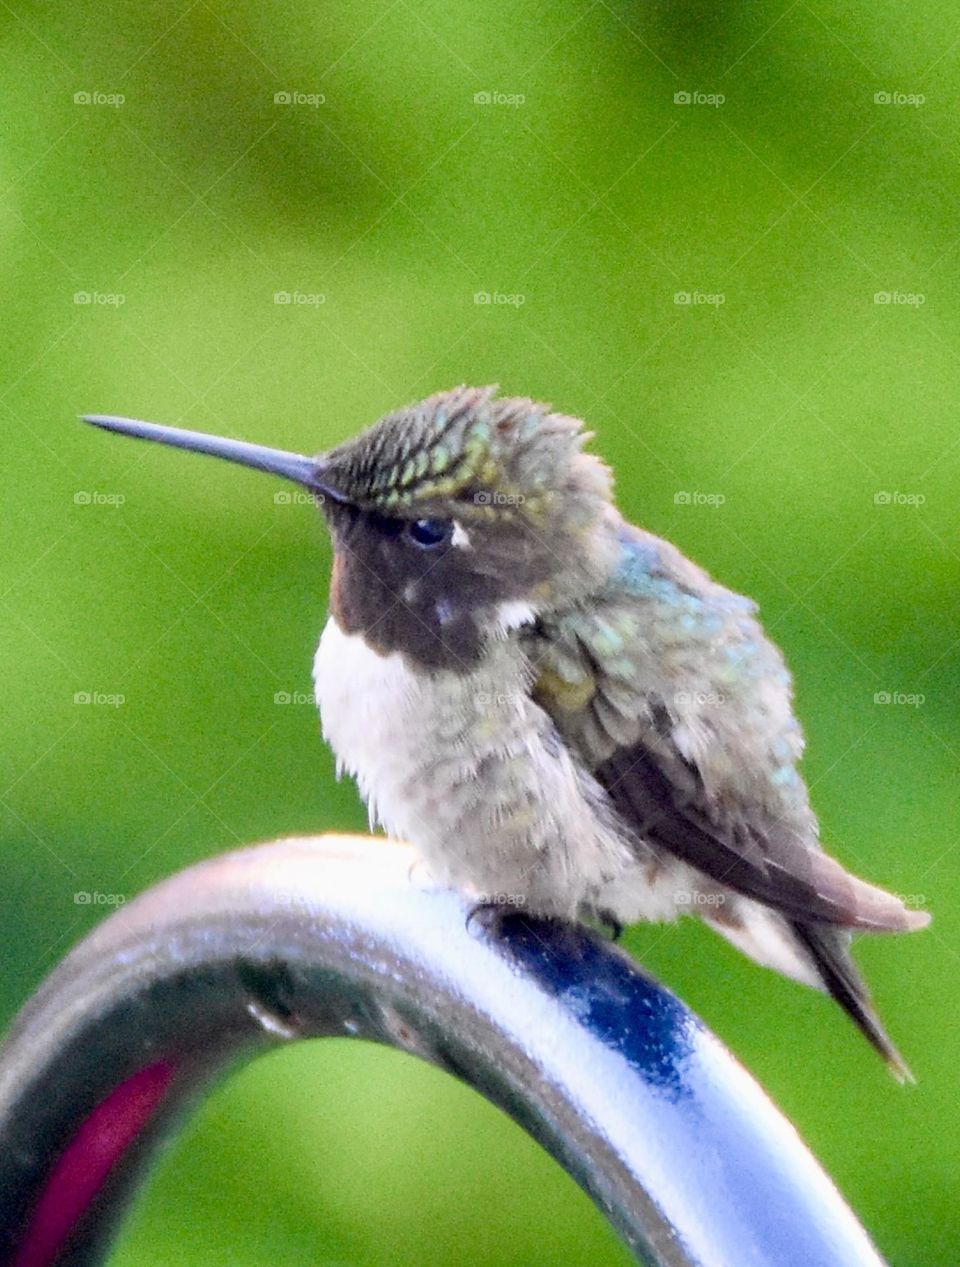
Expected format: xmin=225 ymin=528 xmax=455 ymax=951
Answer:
xmin=594 ymin=735 xmax=921 ymax=931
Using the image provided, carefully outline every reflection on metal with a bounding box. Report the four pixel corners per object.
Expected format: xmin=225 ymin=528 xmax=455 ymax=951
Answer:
xmin=0 ymin=836 xmax=888 ymax=1266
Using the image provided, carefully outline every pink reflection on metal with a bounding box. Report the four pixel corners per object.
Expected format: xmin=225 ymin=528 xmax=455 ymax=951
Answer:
xmin=13 ymin=1059 xmax=175 ymax=1267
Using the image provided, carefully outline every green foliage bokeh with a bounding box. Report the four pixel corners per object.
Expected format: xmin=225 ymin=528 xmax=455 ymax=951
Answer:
xmin=1 ymin=0 xmax=958 ymax=1262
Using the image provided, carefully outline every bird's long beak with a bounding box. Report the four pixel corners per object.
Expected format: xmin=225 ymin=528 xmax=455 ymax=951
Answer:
xmin=80 ymin=414 xmax=340 ymax=498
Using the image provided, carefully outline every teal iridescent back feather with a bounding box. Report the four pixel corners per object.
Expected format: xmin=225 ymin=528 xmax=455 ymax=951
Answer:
xmin=526 ymin=523 xmax=814 ymax=833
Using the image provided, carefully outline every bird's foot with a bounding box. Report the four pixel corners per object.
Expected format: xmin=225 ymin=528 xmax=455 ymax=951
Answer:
xmin=581 ymin=907 xmax=624 ymax=942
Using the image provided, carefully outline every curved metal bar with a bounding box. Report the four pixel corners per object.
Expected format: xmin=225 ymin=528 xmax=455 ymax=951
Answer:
xmin=0 ymin=835 xmax=887 ymax=1267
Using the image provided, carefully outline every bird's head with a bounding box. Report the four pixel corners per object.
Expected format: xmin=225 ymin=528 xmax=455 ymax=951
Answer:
xmin=83 ymin=386 xmax=619 ymax=669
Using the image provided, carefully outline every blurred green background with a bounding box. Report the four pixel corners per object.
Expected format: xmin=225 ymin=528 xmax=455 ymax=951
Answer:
xmin=1 ymin=0 xmax=957 ymax=1261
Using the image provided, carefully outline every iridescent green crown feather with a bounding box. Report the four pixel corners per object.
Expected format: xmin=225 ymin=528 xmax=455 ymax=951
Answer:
xmin=320 ymin=385 xmax=609 ymax=518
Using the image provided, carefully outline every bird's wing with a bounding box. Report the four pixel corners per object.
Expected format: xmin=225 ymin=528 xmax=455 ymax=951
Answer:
xmin=526 ymin=524 xmax=924 ymax=932
xmin=589 ymin=726 xmax=913 ymax=928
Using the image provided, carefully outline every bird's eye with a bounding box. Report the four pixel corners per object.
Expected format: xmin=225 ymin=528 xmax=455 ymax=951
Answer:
xmin=406 ymin=518 xmax=452 ymax=548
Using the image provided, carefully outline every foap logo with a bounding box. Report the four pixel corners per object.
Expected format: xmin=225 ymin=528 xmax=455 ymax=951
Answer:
xmin=891 ymin=891 xmax=927 ymax=909
xmin=274 ymin=290 xmax=326 ymax=306
xmin=475 ymin=890 xmax=526 ymax=907
xmin=274 ymin=489 xmax=322 ymax=506
xmin=273 ymin=90 xmax=325 ymax=107
xmin=674 ymin=90 xmax=725 ymax=108
xmin=473 ymin=90 xmax=525 ymax=107
xmin=474 ymin=490 xmax=525 ymax=506
xmin=674 ymin=890 xmax=727 ymax=908
xmin=73 ymin=690 xmax=125 ymax=707
xmin=873 ymin=690 xmax=925 ymax=707
xmin=274 ymin=690 xmax=318 ymax=705
xmin=73 ymin=90 xmax=125 ymax=108
xmin=474 ymin=290 xmax=525 ymax=307
xmin=73 ymin=490 xmax=126 ymax=506
xmin=474 ymin=691 xmax=523 ymax=710
xmin=874 ymin=291 xmax=925 ymax=307
xmin=873 ymin=491 xmax=926 ymax=507
xmin=74 ymin=891 xmax=126 ymax=906
xmin=674 ymin=290 xmax=725 ymax=307
xmin=674 ymin=689 xmax=727 ymax=708
xmin=74 ymin=291 xmax=125 ymax=307
xmin=673 ymin=490 xmax=726 ymax=507
xmin=873 ymin=91 xmax=925 ymax=107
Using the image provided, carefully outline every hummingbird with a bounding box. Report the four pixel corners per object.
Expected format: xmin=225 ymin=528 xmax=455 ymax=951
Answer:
xmin=83 ymin=385 xmax=930 ymax=1077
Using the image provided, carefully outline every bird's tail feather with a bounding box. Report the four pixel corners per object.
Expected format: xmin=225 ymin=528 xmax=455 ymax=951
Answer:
xmin=791 ymin=921 xmax=914 ymax=1082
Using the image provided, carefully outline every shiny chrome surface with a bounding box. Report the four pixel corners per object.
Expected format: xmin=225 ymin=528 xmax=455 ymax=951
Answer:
xmin=0 ymin=835 xmax=887 ymax=1266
